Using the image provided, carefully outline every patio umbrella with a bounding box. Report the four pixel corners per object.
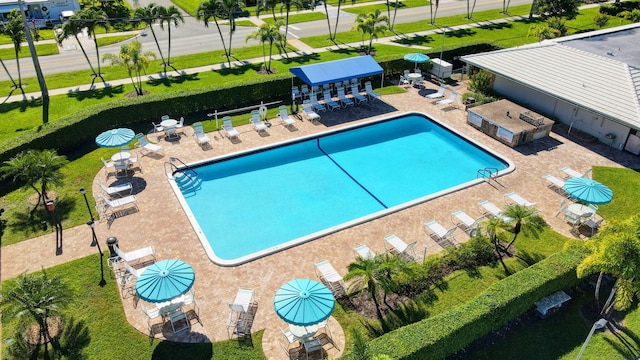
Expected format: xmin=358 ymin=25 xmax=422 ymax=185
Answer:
xmin=274 ymin=278 xmax=335 ymax=326
xmin=95 ymin=128 xmax=135 ymax=148
xmin=404 ymin=53 xmax=430 ymax=69
xmin=136 ymin=259 xmax=195 ymax=303
xmin=564 ymin=177 xmax=613 ymax=204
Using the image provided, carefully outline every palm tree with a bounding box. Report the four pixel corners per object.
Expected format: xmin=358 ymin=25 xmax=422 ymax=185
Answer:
xmin=332 ymin=0 xmax=356 ymax=41
xmin=245 ymin=21 xmax=284 ymax=73
xmin=344 ymin=256 xmax=384 ymax=320
xmin=1 ymin=149 xmax=68 ymax=217
xmin=256 ymin=0 xmax=278 ymax=21
xmin=466 ymin=0 xmax=478 ymax=19
xmin=280 ymin=0 xmax=303 ymax=46
xmin=501 ymin=204 xmax=546 ymax=253
xmin=577 ymin=215 xmax=640 ymax=316
xmin=375 ymin=253 xmax=412 ymax=309
xmin=197 ymin=0 xmax=231 ymax=66
xmin=102 ymin=40 xmax=156 ymax=96
xmin=76 ymin=8 xmax=109 ymax=86
xmin=134 ymin=4 xmax=167 ymax=74
xmin=429 ymin=0 xmax=440 ymax=25
xmin=0 ymin=9 xmax=26 ymax=94
xmin=352 ymin=10 xmax=389 ymax=55
xmin=1 ymin=270 xmax=71 ymax=356
xmin=479 ymin=216 xmax=511 ymax=272
xmin=55 ymin=15 xmax=98 ymax=82
xmin=219 ymin=0 xmax=246 ymax=64
xmin=158 ymin=6 xmax=184 ymax=74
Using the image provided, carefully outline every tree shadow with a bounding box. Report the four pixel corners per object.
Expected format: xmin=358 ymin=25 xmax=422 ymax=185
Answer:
xmin=513 ymin=249 xmax=545 ymax=266
xmin=393 ymin=34 xmax=436 ymax=46
xmin=151 ymin=340 xmax=213 ymax=360
xmin=146 ymin=73 xmax=201 ymax=88
xmin=447 ymin=28 xmax=476 ymax=39
xmin=381 ymin=301 xmax=430 ymax=333
xmin=7 ymin=196 xmax=75 ymax=235
xmin=58 ymin=317 xmax=91 ymax=360
xmin=66 ymin=85 xmax=125 ymax=101
xmin=280 ymin=53 xmax=321 ymax=65
xmin=217 ymin=63 xmax=261 ymax=77
xmin=0 ymin=97 xmax=43 ymax=114
xmin=478 ymin=22 xmax=513 ymax=31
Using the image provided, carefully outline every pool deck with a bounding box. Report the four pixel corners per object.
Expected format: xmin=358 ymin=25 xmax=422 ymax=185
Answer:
xmin=2 ymin=80 xmax=638 ymax=359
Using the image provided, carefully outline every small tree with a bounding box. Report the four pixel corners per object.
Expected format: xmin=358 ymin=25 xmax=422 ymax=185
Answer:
xmin=102 ymin=40 xmax=156 ymax=96
xmin=1 ymin=149 xmax=68 ymax=217
xmin=245 ymin=21 xmax=284 ymax=73
xmin=1 ymin=270 xmax=72 ymax=356
xmin=594 ymin=13 xmax=610 ymax=28
xmin=479 ymin=216 xmax=511 ymax=272
xmin=0 ymin=9 xmax=26 ymax=94
xmin=533 ymin=0 xmax=580 ymax=20
xmin=527 ymin=24 xmax=560 ymax=42
xmin=546 ymin=16 xmax=567 ymax=36
xmin=345 ymin=256 xmax=385 ymax=320
xmin=352 ymin=10 xmax=389 ymax=55
xmin=469 ymin=68 xmax=493 ymax=94
xmin=501 ymin=204 xmax=546 ymax=253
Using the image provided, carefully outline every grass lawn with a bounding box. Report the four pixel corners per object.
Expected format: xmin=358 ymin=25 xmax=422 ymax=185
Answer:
xmin=342 ymin=0 xmax=431 ymax=15
xmin=96 ymin=34 xmax=138 ymax=47
xmin=262 ymin=11 xmax=327 ymax=25
xmin=0 ymin=43 xmax=59 ymax=59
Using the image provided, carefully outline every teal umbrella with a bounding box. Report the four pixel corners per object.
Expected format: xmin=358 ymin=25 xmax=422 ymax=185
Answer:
xmin=404 ymin=53 xmax=430 ymax=69
xmin=564 ymin=178 xmax=613 ymax=204
xmin=136 ymin=259 xmax=195 ymax=303
xmin=274 ymin=279 xmax=335 ymax=326
xmin=95 ymin=128 xmax=135 ymax=148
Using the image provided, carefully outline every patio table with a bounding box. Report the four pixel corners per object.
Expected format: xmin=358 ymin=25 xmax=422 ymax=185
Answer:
xmin=289 ymin=323 xmax=320 ymax=340
xmin=111 ymin=151 xmax=131 ymax=162
xmin=567 ymin=204 xmax=593 ymax=218
xmin=407 ymin=73 xmax=422 ymax=84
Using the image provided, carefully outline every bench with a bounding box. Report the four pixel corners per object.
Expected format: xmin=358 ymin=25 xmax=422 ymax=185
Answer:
xmin=535 ymin=290 xmax=571 ymax=316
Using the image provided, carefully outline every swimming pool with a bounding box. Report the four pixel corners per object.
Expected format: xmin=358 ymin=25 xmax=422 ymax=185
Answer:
xmin=170 ymin=112 xmax=513 ymax=266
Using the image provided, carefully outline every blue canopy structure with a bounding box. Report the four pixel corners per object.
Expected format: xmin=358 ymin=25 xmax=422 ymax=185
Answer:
xmin=290 ymin=56 xmax=384 ymax=86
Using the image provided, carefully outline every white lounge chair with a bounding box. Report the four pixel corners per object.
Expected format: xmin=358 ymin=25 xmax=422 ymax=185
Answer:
xmin=99 ymin=193 xmax=138 ymax=217
xmin=424 ymin=220 xmax=457 ymax=248
xmin=277 ymin=105 xmax=296 ymax=129
xmin=426 ymin=84 xmax=446 ymax=99
xmin=229 ymin=288 xmax=257 ymax=313
xmin=112 ymin=244 xmax=156 ymax=266
xmin=451 ymin=210 xmax=481 ymax=236
xmin=101 ymin=158 xmax=116 ymax=179
xmin=350 ymin=84 xmax=367 ymax=103
xmin=354 ymin=244 xmax=376 ymax=259
xmin=504 ymin=192 xmax=537 ymax=207
xmin=478 ymin=200 xmax=512 ymax=222
xmin=322 ymin=91 xmax=340 ymax=111
xmin=222 ymin=116 xmax=240 ymax=139
xmin=437 ymin=91 xmax=458 ymax=106
xmin=192 ymin=122 xmax=211 ymax=146
xmin=543 ymin=174 xmax=566 ymax=189
xmin=560 ymin=166 xmax=591 ymax=179
xmin=98 ymin=180 xmax=132 ymax=198
xmin=383 ymin=234 xmax=418 ymax=262
xmin=310 ymin=93 xmax=327 ymax=112
xmin=364 ymin=81 xmax=380 ymax=100
xmin=337 ymin=87 xmax=354 ymax=107
xmin=303 ymin=100 xmax=321 ymax=121
xmin=314 ymin=260 xmax=346 ymax=297
xmin=250 ymin=110 xmax=268 ymax=133
xmin=134 ymin=133 xmax=163 ymax=155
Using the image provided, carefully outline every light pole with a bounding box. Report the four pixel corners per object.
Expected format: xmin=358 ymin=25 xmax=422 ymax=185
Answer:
xmin=79 ymin=187 xmax=95 ymax=226
xmin=576 ymin=318 xmax=608 ymax=359
xmin=87 ymin=220 xmax=106 ymax=286
xmin=439 ymin=25 xmax=449 ymax=79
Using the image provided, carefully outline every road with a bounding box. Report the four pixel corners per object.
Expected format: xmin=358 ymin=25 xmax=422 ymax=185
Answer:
xmin=0 ymin=0 xmax=531 ymax=81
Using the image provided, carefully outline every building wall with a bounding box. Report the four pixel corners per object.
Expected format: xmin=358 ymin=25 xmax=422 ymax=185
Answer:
xmin=493 ymin=76 xmax=630 ymax=151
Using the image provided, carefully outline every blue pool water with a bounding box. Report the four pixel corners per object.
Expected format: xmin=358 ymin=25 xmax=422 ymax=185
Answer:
xmin=172 ymin=113 xmax=511 ymax=265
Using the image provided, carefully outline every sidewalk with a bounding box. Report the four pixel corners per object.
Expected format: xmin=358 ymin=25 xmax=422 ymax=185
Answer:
xmin=3 ymin=14 xmax=529 ymax=104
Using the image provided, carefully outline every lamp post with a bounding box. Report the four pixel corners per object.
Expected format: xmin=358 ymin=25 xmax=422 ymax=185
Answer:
xmin=87 ymin=220 xmax=106 ymax=286
xmin=79 ymin=187 xmax=95 ymax=232
xmin=439 ymin=25 xmax=449 ymax=79
xmin=576 ymin=318 xmax=608 ymax=359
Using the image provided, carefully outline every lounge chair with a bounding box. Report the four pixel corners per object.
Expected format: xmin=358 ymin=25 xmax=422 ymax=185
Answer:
xmin=582 ymin=215 xmax=604 ymax=236
xmin=504 ymin=192 xmax=537 ymax=207
xmin=292 ymin=86 xmax=301 ymax=100
xmin=399 ymin=75 xmax=410 ymax=87
xmin=229 ymin=288 xmax=257 ymax=313
xmin=314 ymin=260 xmax=346 ymax=297
xmin=250 ymin=110 xmax=268 ymax=133
xmin=383 ymin=234 xmax=418 ymax=262
xmin=543 ymin=174 xmax=566 ymax=189
xmin=350 ymin=84 xmax=367 ymax=103
xmin=302 ymin=100 xmax=321 ymax=121
xmin=193 ymin=122 xmax=211 ymax=146
xmin=478 ymin=200 xmax=512 ymax=222
xmin=99 ymin=193 xmax=138 ymax=217
xmin=175 ymin=116 xmax=185 ymax=135
xmin=222 ymin=116 xmax=240 ymax=139
xmin=563 ymin=211 xmax=581 ymax=229
xmin=337 ymin=87 xmax=354 ymax=107
xmin=354 ymin=244 xmax=376 ymax=259
xmin=560 ymin=166 xmax=591 ymax=179
xmin=426 ymin=84 xmax=446 ymax=99
xmin=424 ymin=220 xmax=457 ymax=248
xmin=364 ymin=81 xmax=380 ymax=100
xmin=412 ymin=76 xmax=424 ymax=88
xmin=152 ymin=122 xmax=164 ymax=135
xmin=322 ymin=91 xmax=340 ymax=111
xmin=301 ymin=84 xmax=310 ymax=98
xmin=134 ymin=133 xmax=163 ymax=156
xmin=310 ymin=93 xmax=327 ymax=112
xmin=227 ymin=288 xmax=257 ymax=338
xmin=112 ymin=244 xmax=156 ymax=266
xmin=451 ymin=210 xmax=482 ymax=236
xmin=98 ymin=180 xmax=132 ymax=198
xmin=277 ymin=105 xmax=296 ymax=129
xmin=437 ymin=91 xmax=458 ymax=106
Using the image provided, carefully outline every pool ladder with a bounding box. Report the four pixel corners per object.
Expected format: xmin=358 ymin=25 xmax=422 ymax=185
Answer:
xmin=165 ymin=158 xmax=200 ymax=192
xmin=477 ymin=167 xmax=498 ymax=181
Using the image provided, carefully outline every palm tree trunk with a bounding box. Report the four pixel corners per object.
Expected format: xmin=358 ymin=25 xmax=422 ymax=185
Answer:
xmin=323 ymin=2 xmax=333 ymax=41
xmin=92 ymin=34 xmax=103 ymax=80
xmin=385 ymin=0 xmax=391 ymax=30
xmin=595 ymin=271 xmax=604 ymax=309
xmin=368 ymin=34 xmax=374 ymax=54
xmin=74 ymin=35 xmax=97 ymax=76
xmin=228 ymin=15 xmax=234 ymax=63
xmin=212 ymin=16 xmax=230 ymax=66
xmin=493 ymin=236 xmax=508 ymax=273
xmin=13 ymin=46 xmax=22 ymax=88
xmin=148 ymin=25 xmax=167 ymax=75
xmin=167 ymin=23 xmax=174 ymax=70
xmin=392 ymin=0 xmax=400 ymax=29
xmin=332 ymin=1 xmax=342 ymax=40
xmin=600 ymin=284 xmax=617 ymax=317
xmin=267 ymin=40 xmax=273 ymax=72
xmin=0 ymin=57 xmax=19 ymax=89
xmin=284 ymin=6 xmax=291 ymax=41
xmin=370 ymin=288 xmax=384 ymax=320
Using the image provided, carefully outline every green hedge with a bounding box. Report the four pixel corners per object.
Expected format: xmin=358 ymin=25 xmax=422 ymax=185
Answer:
xmin=343 ymin=242 xmax=590 ymax=360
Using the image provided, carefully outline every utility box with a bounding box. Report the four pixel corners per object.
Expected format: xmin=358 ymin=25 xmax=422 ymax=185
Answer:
xmin=429 ymin=58 xmax=452 ymax=79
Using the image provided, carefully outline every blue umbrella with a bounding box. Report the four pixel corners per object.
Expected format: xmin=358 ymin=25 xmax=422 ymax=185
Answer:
xmin=274 ymin=279 xmax=335 ymax=326
xmin=136 ymin=259 xmax=195 ymax=303
xmin=564 ymin=177 xmax=613 ymax=204
xmin=95 ymin=128 xmax=135 ymax=148
xmin=404 ymin=53 xmax=430 ymax=69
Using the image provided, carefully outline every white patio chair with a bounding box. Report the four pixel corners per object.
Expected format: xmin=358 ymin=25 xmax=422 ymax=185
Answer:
xmin=98 ymin=193 xmax=138 ymax=218
xmin=354 ymin=244 xmax=376 ymax=259
xmin=112 ymin=244 xmax=156 ymax=266
xmin=310 ymin=93 xmax=327 ymax=112
xmin=151 ymin=122 xmax=164 ymax=135
xmin=230 ymin=288 xmax=257 ymax=314
xmin=437 ymin=90 xmax=458 ymax=106
xmin=478 ymin=200 xmax=512 ymax=222
xmin=543 ymin=174 xmax=571 ymax=198
xmin=222 ymin=116 xmax=240 ymax=139
xmin=175 ymin=116 xmax=185 ymax=134
xmin=128 ymin=150 xmax=142 ymax=174
xmin=314 ymin=260 xmax=346 ymax=297
xmin=337 ymin=87 xmax=354 ymax=107
xmin=364 ymin=81 xmax=380 ymax=100
xmin=564 ymin=211 xmax=581 ymax=229
xmin=383 ymin=234 xmax=418 ymax=262
xmin=582 ymin=215 xmax=604 ymax=236
xmin=302 ymin=100 xmax=321 ymax=121
xmin=350 ymin=84 xmax=367 ymax=103
xmin=134 ymin=133 xmax=163 ymax=156
xmin=101 ymin=158 xmax=116 ymax=180
xmin=97 ymin=180 xmax=132 ymax=198
xmin=426 ymin=84 xmax=446 ymax=99
xmin=250 ymin=110 xmax=268 ymax=133
xmin=192 ymin=122 xmax=211 ymax=146
xmin=451 ymin=210 xmax=481 ymax=236
xmin=504 ymin=192 xmax=537 ymax=207
xmin=322 ymin=91 xmax=340 ymax=111
xmin=277 ymin=105 xmax=296 ymax=129
xmin=424 ymin=220 xmax=458 ymax=248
